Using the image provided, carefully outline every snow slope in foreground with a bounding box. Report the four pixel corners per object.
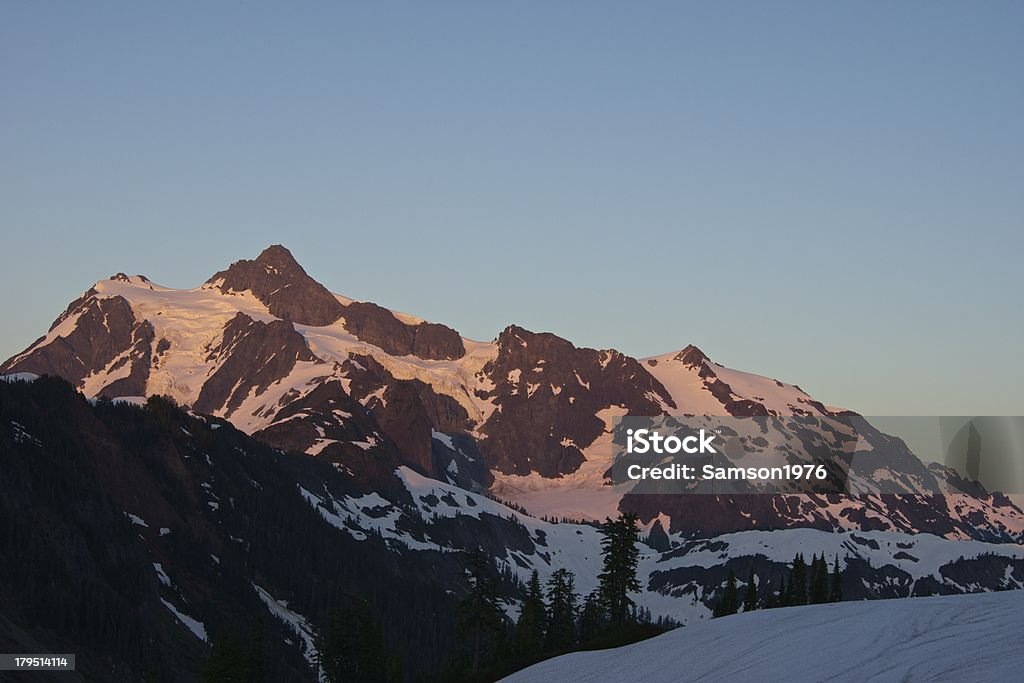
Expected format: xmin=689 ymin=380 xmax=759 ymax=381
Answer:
xmin=502 ymin=590 xmax=1024 ymax=683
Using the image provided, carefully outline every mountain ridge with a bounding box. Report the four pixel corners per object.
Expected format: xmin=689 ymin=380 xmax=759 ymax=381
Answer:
xmin=4 ymin=245 xmax=1022 ymax=544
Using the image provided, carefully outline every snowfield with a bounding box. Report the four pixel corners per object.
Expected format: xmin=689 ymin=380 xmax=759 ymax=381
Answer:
xmin=292 ymin=462 xmax=1024 ymax=626
xmin=503 ymin=590 xmax=1024 ymax=683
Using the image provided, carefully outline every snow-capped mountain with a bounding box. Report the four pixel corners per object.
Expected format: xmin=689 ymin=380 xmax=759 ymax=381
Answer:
xmin=4 ymin=245 xmax=1022 ymax=544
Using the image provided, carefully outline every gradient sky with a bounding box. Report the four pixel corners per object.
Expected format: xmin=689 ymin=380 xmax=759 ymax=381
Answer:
xmin=1 ymin=2 xmax=1022 ymax=415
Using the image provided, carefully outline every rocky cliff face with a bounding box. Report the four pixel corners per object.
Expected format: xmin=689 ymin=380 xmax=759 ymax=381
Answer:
xmin=476 ymin=325 xmax=674 ymax=477
xmin=193 ymin=312 xmax=321 ymax=417
xmin=3 ymin=285 xmax=154 ymax=398
xmin=206 ymin=244 xmax=346 ymax=327
xmin=339 ymin=301 xmax=466 ymax=360
xmin=207 ymin=245 xmax=465 ymax=360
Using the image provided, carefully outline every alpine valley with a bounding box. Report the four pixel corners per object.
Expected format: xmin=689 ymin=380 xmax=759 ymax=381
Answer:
xmin=3 ymin=245 xmax=1023 ymax=681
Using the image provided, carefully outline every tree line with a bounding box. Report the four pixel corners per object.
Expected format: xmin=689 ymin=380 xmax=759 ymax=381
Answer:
xmin=438 ymin=512 xmax=678 ymax=682
xmin=713 ymin=552 xmax=843 ymax=617
xmin=201 ymin=507 xmax=848 ymax=681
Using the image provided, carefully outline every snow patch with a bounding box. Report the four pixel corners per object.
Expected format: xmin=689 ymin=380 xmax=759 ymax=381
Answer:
xmin=160 ymin=598 xmax=207 ymax=643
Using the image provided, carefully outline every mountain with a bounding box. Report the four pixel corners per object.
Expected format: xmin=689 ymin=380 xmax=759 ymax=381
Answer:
xmin=3 ymin=375 xmax=1023 ymax=680
xmin=4 ymin=375 xmax=1024 ymax=678
xmin=503 ymin=590 xmax=1024 ymax=683
xmin=4 ymin=245 xmax=1021 ymax=543
xmin=5 ymin=245 xmax=1024 ymax=679
xmin=0 ymin=375 xmax=467 ymax=681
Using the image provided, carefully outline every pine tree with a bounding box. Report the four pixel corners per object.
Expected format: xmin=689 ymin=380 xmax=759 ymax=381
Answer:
xmin=545 ymin=568 xmax=578 ymax=653
xmin=765 ymin=577 xmax=778 ymax=609
xmin=810 ymin=554 xmax=829 ymax=604
xmin=830 ymin=555 xmax=843 ymax=602
xmin=776 ymin=575 xmax=787 ymax=608
xmin=786 ymin=553 xmax=807 ymax=606
xmin=808 ymin=553 xmax=818 ymax=603
xmin=513 ymin=570 xmax=546 ymax=663
xmin=456 ymin=549 xmax=504 ymax=674
xmin=316 ymin=597 xmax=387 ymax=683
xmin=203 ymin=630 xmax=253 ymax=682
xmin=743 ymin=569 xmax=758 ymax=612
xmin=578 ymin=589 xmax=606 ymax=643
xmin=714 ymin=569 xmax=739 ymax=617
xmin=597 ymin=513 xmax=641 ymax=626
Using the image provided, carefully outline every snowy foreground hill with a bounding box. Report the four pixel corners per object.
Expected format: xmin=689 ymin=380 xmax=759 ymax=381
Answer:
xmin=504 ymin=590 xmax=1024 ymax=683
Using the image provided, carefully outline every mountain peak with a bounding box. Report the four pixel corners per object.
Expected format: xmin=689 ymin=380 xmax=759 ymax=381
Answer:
xmin=206 ymin=245 xmax=344 ymax=327
xmin=109 ymin=273 xmax=152 ymax=286
xmin=672 ymin=344 xmax=710 ymax=368
xmin=253 ymin=244 xmax=301 ymax=271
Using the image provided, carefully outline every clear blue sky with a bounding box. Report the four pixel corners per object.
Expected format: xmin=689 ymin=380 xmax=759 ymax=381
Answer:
xmin=2 ymin=2 xmax=1021 ymax=415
